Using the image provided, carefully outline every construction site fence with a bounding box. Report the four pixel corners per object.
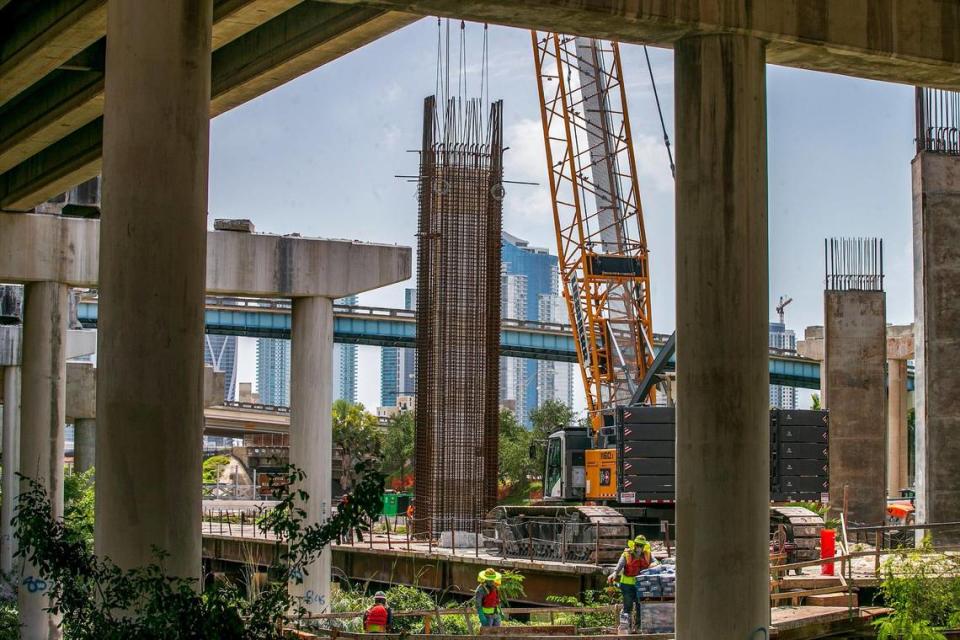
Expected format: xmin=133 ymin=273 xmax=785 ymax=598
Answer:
xmin=200 ymin=509 xmax=672 ymax=564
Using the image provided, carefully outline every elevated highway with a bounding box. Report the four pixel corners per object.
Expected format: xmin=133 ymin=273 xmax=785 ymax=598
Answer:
xmin=77 ymin=296 xmax=911 ymax=392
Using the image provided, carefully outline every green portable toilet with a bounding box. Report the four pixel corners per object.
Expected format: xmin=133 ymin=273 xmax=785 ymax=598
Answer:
xmin=382 ymin=492 xmax=399 ymax=517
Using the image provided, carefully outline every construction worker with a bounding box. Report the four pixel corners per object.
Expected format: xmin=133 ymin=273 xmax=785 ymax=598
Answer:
xmin=363 ymin=591 xmax=393 ymax=633
xmin=475 ymin=568 xmax=503 ymax=627
xmin=607 ymin=535 xmax=653 ymax=631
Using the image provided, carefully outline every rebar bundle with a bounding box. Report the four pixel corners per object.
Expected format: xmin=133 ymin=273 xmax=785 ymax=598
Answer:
xmin=916 ymin=87 xmax=960 ymax=155
xmin=414 ymin=96 xmax=504 ymax=533
xmin=824 ymin=238 xmax=884 ymax=292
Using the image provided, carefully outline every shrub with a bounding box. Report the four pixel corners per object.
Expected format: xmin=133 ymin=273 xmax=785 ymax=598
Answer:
xmin=873 ymin=534 xmax=960 ymax=638
xmin=12 ymin=462 xmax=384 ymax=639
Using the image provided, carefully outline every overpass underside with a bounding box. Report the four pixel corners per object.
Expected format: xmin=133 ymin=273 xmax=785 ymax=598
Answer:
xmin=3 ymin=1 xmax=960 ymax=639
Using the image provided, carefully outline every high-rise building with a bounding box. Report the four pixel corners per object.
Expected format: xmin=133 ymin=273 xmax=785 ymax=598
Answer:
xmin=256 ymin=337 xmax=291 ymax=406
xmin=333 ymin=296 xmax=359 ymax=402
xmin=500 ymin=272 xmax=528 ymax=421
xmin=204 ymin=335 xmax=238 ymax=401
xmin=537 ymin=293 xmax=575 ymax=409
xmin=769 ymin=321 xmax=798 ymax=409
xmin=380 ymin=289 xmax=417 ymax=407
xmin=257 ymin=296 xmax=359 ymax=406
xmin=500 ymin=232 xmax=561 ymax=425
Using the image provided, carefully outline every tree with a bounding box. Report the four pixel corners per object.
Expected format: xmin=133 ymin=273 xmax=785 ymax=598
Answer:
xmin=202 ymin=455 xmax=231 ymax=484
xmin=528 ymin=400 xmax=574 ymax=481
xmin=381 ymin=411 xmax=415 ymax=487
xmin=63 ymin=467 xmax=95 ymax=549
xmin=498 ymin=409 xmax=535 ymax=495
xmin=529 ymin=400 xmax=574 ymax=435
xmin=810 ymin=393 xmax=822 ymax=410
xmin=332 ymin=399 xmax=383 ymax=492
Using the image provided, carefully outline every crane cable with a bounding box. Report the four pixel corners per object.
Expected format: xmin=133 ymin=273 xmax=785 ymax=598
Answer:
xmin=642 ymin=45 xmax=675 ymax=179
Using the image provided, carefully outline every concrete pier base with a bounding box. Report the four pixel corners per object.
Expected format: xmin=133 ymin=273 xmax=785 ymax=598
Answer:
xmin=2 ymin=366 xmax=20 ymax=575
xmin=290 ymin=296 xmax=334 ymax=613
xmin=74 ymin=419 xmax=95 ymax=474
xmin=19 ymin=281 xmax=68 ymax=640
xmin=913 ymin=151 xmax=960 ymax=541
xmin=95 ymin=0 xmax=212 ymax=582
xmin=823 ymin=290 xmax=887 ymax=526
xmin=674 ymin=33 xmax=770 ymax=640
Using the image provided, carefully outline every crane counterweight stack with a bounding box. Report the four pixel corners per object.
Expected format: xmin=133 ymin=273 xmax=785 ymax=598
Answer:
xmin=532 ymin=33 xmax=656 ymax=431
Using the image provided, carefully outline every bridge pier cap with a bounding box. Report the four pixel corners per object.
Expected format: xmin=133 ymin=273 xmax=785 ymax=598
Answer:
xmin=0 ymin=212 xmax=412 ymax=299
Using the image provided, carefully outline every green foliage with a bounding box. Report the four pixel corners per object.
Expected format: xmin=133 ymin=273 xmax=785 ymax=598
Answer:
xmin=810 ymin=393 xmax=821 ymax=410
xmin=498 ymin=409 xmax=534 ymax=495
xmin=875 ymin=613 xmax=947 ymax=640
xmin=496 ymin=570 xmax=526 ymax=604
xmin=380 ymin=411 xmax=415 ymax=484
xmin=529 ymin=400 xmax=574 ymax=435
xmin=0 ymin=601 xmax=17 ymax=640
xmin=873 ymin=534 xmax=960 ymax=636
xmin=13 ymin=462 xmax=385 ymax=639
xmin=202 ymin=455 xmax=232 ymax=484
xmin=546 ymin=588 xmax=619 ymax=629
xmin=63 ymin=468 xmax=95 ymax=549
xmin=332 ymin=400 xmax=384 ymax=492
xmin=528 ymin=401 xmax=573 ymax=483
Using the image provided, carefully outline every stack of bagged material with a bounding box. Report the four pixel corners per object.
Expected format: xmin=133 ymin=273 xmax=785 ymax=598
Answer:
xmin=636 ymin=563 xmax=676 ymax=599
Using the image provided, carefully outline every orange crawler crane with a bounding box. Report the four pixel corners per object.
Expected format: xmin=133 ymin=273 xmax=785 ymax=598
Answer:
xmin=532 ymin=33 xmax=655 ymax=499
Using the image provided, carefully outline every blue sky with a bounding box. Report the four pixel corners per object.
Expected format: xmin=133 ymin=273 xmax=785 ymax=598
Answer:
xmin=208 ymin=19 xmax=916 ymax=412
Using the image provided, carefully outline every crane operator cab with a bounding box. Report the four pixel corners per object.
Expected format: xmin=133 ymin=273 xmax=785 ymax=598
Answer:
xmin=544 ymin=427 xmax=618 ymax=502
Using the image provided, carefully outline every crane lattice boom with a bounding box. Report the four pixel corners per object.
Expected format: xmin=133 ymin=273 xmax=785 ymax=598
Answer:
xmin=531 ymin=32 xmax=656 ymax=429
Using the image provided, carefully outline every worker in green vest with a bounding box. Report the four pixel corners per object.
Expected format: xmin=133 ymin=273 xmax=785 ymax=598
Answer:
xmin=608 ymin=535 xmax=653 ymax=631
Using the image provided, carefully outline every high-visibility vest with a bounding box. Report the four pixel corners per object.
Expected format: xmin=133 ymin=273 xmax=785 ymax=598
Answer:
xmin=480 ymin=586 xmax=500 ymax=614
xmin=365 ymin=604 xmax=388 ymax=631
xmin=619 ymin=550 xmax=650 ymax=585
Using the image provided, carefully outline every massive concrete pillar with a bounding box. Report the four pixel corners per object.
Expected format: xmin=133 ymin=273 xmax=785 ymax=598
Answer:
xmin=914 ymin=150 xmax=960 ymax=541
xmin=289 ymin=296 xmax=333 ymax=613
xmin=887 ymin=358 xmax=908 ymax=497
xmin=74 ymin=419 xmax=95 ymax=474
xmin=96 ymin=0 xmax=211 ymax=582
xmin=19 ymin=281 xmax=68 ymax=640
xmin=674 ymin=34 xmax=769 ymax=640
xmin=2 ymin=366 xmax=20 ymax=575
xmin=823 ymin=290 xmax=887 ymax=525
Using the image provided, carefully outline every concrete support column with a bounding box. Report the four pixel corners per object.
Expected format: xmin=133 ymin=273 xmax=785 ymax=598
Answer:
xmin=96 ymin=0 xmax=211 ymax=581
xmin=887 ymin=358 xmax=908 ymax=497
xmin=74 ymin=419 xmax=95 ymax=474
xmin=290 ymin=296 xmax=333 ymax=613
xmin=914 ymin=151 xmax=960 ymax=541
xmin=674 ymin=34 xmax=769 ymax=640
xmin=19 ymin=281 xmax=68 ymax=640
xmin=2 ymin=366 xmax=20 ymax=575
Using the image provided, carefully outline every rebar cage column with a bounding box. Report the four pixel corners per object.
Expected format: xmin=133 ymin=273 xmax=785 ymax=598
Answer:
xmin=414 ymin=96 xmax=504 ymax=533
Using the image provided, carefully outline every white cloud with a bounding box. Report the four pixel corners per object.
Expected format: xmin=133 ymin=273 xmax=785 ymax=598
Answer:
xmin=633 ymin=133 xmax=676 ymax=193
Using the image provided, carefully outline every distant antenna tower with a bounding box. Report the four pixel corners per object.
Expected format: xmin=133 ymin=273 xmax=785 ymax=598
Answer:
xmin=776 ymin=295 xmax=793 ymax=325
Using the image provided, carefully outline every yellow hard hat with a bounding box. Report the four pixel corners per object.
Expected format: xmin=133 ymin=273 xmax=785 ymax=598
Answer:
xmin=634 ymin=535 xmax=648 ymax=546
xmin=478 ymin=568 xmax=502 ymax=584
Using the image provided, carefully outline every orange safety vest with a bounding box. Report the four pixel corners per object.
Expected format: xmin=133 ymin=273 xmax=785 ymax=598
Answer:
xmin=365 ymin=604 xmax=389 ymax=631
xmin=620 ymin=550 xmax=650 ymax=585
xmin=481 ymin=586 xmax=500 ymax=614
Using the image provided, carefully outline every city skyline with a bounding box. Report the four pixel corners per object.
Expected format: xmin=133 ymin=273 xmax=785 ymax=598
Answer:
xmin=214 ymin=21 xmax=916 ymax=416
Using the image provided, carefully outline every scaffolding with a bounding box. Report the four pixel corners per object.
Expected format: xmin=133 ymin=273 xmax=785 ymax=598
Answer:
xmin=414 ymin=95 xmax=504 ymax=532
